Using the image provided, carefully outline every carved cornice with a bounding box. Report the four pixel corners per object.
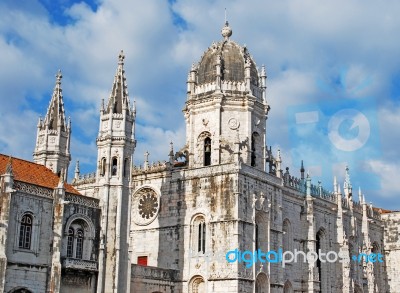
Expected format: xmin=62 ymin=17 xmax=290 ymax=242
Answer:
xmin=65 ymin=193 xmax=100 ymax=208
xmin=14 ymin=181 xmax=53 ymax=198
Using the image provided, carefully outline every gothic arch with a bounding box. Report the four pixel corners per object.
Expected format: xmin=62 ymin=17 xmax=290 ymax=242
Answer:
xmin=283 ymin=280 xmax=294 ymax=293
xmin=316 ymin=227 xmax=328 ymax=292
xmin=282 ymin=218 xmax=292 ymax=252
xmin=65 ymin=214 xmax=95 ymax=239
xmin=189 ymin=275 xmax=206 ymax=293
xmin=64 ymin=214 xmax=96 ymax=260
xmin=371 ymin=241 xmax=382 ymax=290
xmin=255 ymin=272 xmax=269 ymax=293
xmin=190 ymin=214 xmax=207 ymax=255
xmin=255 ymin=212 xmax=268 ymax=251
xmin=14 ymin=211 xmax=39 ymax=254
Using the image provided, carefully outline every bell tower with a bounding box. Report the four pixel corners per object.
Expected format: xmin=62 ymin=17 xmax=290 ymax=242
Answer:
xmin=33 ymin=70 xmax=71 ymax=180
xmin=183 ymin=21 xmax=270 ymax=171
xmin=95 ymin=51 xmax=136 ymax=293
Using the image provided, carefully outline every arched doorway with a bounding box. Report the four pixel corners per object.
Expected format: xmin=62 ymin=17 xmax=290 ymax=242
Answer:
xmin=283 ymin=280 xmax=294 ymax=293
xmin=255 ymin=272 xmax=269 ymax=293
xmin=189 ymin=276 xmax=205 ymax=293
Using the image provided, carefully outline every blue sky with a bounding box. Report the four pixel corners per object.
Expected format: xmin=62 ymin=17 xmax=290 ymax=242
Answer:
xmin=0 ymin=0 xmax=399 ymax=209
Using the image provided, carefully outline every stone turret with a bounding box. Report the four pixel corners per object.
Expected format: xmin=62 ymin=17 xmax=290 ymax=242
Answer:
xmin=33 ymin=70 xmax=71 ymax=180
xmin=96 ymin=50 xmax=135 ymax=293
xmin=183 ymin=22 xmax=270 ymax=170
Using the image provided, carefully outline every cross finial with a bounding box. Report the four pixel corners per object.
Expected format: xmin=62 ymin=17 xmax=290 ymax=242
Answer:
xmin=224 ymin=8 xmax=227 ymax=23
xmin=221 ymin=10 xmax=232 ymax=40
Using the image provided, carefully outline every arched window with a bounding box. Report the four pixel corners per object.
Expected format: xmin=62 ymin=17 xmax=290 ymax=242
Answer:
xmin=251 ymin=133 xmax=256 ymax=167
xmin=67 ymin=228 xmax=74 ymax=257
xmin=204 ymin=137 xmax=211 ymax=166
xmin=282 ymin=219 xmax=292 ymax=252
xmin=112 ymin=157 xmax=118 ymax=176
xmin=76 ymin=229 xmax=84 ymax=259
xmin=100 ymin=157 xmax=106 ymax=176
xmin=65 ymin=219 xmax=89 ymax=259
xmin=192 ymin=215 xmax=206 ymax=254
xmin=283 ymin=280 xmax=294 ymax=293
xmin=316 ymin=228 xmax=328 ymax=291
xmin=198 ymin=221 xmax=206 ymax=253
xmin=19 ymin=214 xmax=32 ymax=249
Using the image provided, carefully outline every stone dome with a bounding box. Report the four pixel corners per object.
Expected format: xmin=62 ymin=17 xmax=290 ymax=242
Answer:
xmin=196 ymin=22 xmax=259 ymax=87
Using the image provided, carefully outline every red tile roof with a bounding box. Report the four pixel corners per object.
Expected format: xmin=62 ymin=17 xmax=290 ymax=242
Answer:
xmin=373 ymin=207 xmax=394 ymax=214
xmin=0 ymin=154 xmax=80 ymax=195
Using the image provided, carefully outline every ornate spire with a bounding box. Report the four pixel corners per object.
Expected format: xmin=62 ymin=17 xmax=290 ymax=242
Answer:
xmin=5 ymin=156 xmax=13 ymax=175
xmin=106 ymin=50 xmax=131 ymax=114
xmin=169 ymin=141 xmax=174 ymax=164
xmin=343 ymin=165 xmax=352 ymax=197
xmin=44 ymin=70 xmax=67 ymax=131
xmin=300 ymin=160 xmax=305 ymax=180
xmin=74 ymin=160 xmax=80 ymax=180
xmin=306 ymin=171 xmax=311 ymax=197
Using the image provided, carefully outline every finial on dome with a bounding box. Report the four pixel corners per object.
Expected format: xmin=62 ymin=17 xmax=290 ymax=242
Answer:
xmin=118 ymin=50 xmax=125 ymax=65
xmin=221 ymin=10 xmax=232 ymax=40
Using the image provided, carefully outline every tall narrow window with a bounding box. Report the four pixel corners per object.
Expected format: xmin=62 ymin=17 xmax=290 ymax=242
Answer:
xmin=251 ymin=134 xmax=256 ymax=167
xmin=316 ymin=231 xmax=323 ymax=284
xmin=112 ymin=157 xmax=118 ymax=176
xmin=198 ymin=221 xmax=206 ymax=253
xmin=204 ymin=137 xmax=211 ymax=166
xmin=123 ymin=158 xmax=129 ymax=177
xmin=19 ymin=214 xmax=32 ymax=249
xmin=255 ymin=223 xmax=259 ymax=251
xmin=100 ymin=157 xmax=106 ymax=176
xmin=76 ymin=229 xmax=84 ymax=259
xmin=67 ymin=228 xmax=74 ymax=257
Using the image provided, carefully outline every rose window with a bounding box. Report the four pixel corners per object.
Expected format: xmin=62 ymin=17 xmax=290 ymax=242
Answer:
xmin=139 ymin=193 xmax=158 ymax=219
xmin=132 ymin=187 xmax=160 ymax=225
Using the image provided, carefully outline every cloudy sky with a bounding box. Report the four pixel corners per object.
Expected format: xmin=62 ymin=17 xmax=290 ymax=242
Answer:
xmin=0 ymin=0 xmax=399 ymax=209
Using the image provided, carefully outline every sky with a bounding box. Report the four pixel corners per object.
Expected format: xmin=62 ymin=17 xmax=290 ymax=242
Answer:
xmin=0 ymin=0 xmax=399 ymax=209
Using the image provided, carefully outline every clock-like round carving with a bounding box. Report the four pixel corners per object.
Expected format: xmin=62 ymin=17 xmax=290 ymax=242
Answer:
xmin=132 ymin=187 xmax=160 ymax=225
xmin=228 ymin=118 xmax=240 ymax=130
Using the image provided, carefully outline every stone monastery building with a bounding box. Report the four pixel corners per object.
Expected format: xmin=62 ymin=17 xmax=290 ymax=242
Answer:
xmin=0 ymin=22 xmax=399 ymax=293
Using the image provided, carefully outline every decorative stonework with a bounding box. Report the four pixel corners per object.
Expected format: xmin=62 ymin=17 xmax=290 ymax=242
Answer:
xmin=14 ymin=181 xmax=53 ymax=198
xmin=65 ymin=193 xmax=100 ymax=208
xmin=228 ymin=118 xmax=240 ymax=130
xmin=132 ymin=187 xmax=160 ymax=225
xmin=62 ymin=258 xmax=98 ymax=272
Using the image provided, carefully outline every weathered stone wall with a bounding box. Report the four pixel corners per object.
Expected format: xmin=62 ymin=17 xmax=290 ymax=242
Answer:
xmin=382 ymin=211 xmax=400 ymax=293
xmin=4 ymin=191 xmax=53 ymax=293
